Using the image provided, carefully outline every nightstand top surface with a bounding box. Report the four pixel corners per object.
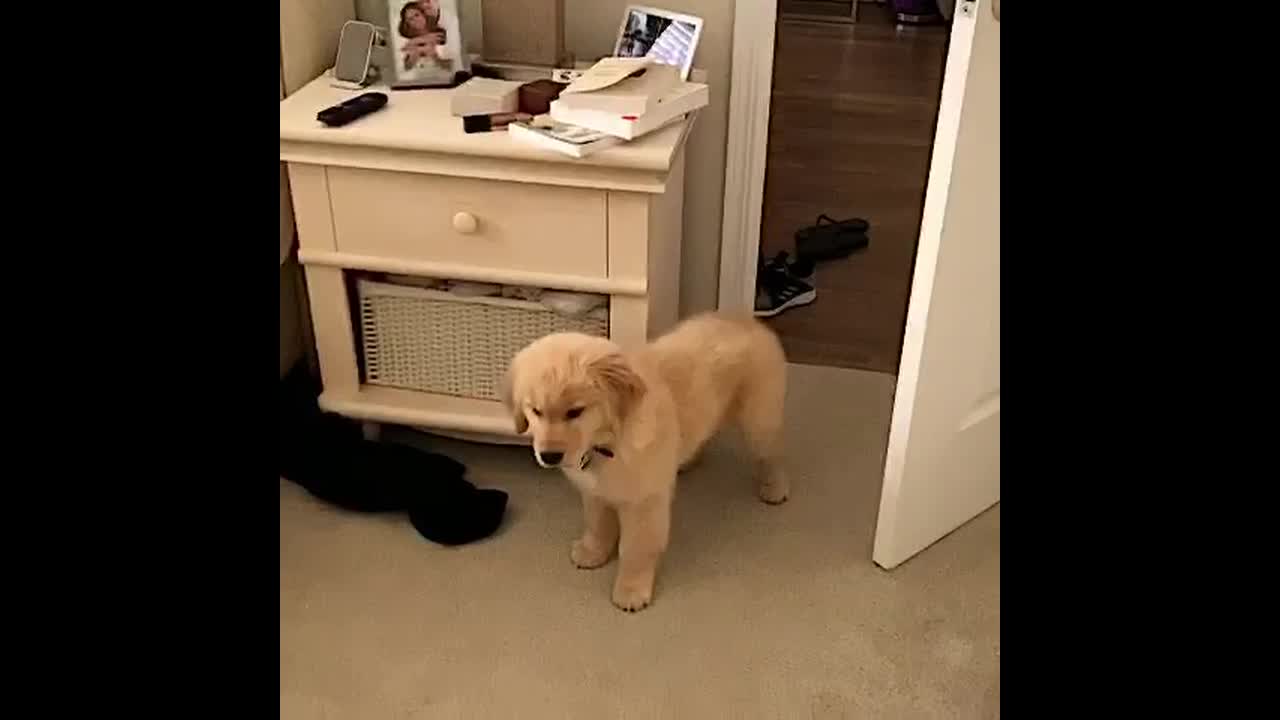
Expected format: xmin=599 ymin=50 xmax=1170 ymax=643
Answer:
xmin=280 ymin=76 xmax=691 ymax=173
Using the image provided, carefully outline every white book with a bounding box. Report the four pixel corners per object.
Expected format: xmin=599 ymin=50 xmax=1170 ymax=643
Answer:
xmin=549 ymin=82 xmax=708 ymax=140
xmin=555 ymin=61 xmax=682 ymax=116
xmin=507 ymin=120 xmax=623 ymax=158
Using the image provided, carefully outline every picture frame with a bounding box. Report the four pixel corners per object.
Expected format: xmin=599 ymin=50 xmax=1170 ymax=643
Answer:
xmin=612 ymin=5 xmax=704 ymax=82
xmin=387 ymin=0 xmax=470 ymax=88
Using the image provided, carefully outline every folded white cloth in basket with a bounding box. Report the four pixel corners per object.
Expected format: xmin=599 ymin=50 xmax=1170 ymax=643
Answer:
xmin=500 ymin=286 xmax=544 ymax=302
xmin=388 ymin=277 xmax=605 ymax=320
xmin=540 ymin=290 xmax=608 ymax=318
xmin=448 ymin=281 xmax=503 ymax=297
xmin=385 ymin=274 xmax=447 ymax=290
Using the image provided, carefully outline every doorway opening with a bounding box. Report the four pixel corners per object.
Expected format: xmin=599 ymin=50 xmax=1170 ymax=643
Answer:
xmin=719 ymin=0 xmax=999 ymax=572
xmin=753 ymin=1 xmax=951 ymax=374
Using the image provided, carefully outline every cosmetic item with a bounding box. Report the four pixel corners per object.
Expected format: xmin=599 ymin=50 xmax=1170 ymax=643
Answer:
xmin=462 ymin=111 xmax=533 ymax=133
xmin=518 ymin=78 xmax=567 ymax=115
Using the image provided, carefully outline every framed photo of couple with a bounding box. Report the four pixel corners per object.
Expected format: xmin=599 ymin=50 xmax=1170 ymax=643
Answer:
xmin=387 ymin=0 xmax=469 ymax=88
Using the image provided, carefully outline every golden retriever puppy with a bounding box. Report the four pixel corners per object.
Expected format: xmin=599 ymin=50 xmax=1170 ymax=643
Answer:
xmin=501 ymin=311 xmax=789 ymax=612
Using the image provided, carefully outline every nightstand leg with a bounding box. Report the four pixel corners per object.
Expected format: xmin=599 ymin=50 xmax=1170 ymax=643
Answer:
xmin=301 ymin=265 xmax=360 ymax=394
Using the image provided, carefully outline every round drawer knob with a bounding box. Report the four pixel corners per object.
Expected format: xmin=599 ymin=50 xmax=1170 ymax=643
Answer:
xmin=452 ymin=211 xmax=478 ymax=234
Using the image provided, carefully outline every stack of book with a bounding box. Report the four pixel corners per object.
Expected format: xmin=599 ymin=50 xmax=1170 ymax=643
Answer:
xmin=508 ymin=57 xmax=709 ymax=158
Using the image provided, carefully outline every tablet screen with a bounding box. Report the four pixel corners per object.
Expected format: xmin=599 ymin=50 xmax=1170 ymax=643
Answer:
xmin=614 ymin=7 xmax=702 ymax=81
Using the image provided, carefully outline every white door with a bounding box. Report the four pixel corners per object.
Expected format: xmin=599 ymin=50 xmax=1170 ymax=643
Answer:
xmin=873 ymin=0 xmax=1000 ymax=570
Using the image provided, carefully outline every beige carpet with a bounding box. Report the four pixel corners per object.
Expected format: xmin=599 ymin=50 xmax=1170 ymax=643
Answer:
xmin=281 ymin=364 xmax=1000 ymax=719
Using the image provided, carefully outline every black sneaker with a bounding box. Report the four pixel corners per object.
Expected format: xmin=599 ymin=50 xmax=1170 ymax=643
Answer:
xmin=754 ymin=253 xmax=816 ymax=318
xmin=762 ymin=251 xmax=816 ymax=285
xmin=786 ymin=255 xmax=816 ymax=286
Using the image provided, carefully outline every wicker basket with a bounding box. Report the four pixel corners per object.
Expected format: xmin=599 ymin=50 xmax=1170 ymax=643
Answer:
xmin=356 ymin=279 xmax=609 ymax=401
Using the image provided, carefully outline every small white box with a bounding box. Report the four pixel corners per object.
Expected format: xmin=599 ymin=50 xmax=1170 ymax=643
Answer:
xmin=450 ymin=78 xmax=521 ymax=117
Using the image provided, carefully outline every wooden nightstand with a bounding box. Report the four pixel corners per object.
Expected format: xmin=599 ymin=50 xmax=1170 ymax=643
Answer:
xmin=280 ymin=77 xmax=691 ymax=439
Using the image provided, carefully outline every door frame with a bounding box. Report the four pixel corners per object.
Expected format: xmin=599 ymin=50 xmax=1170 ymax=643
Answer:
xmin=716 ymin=0 xmax=779 ymax=312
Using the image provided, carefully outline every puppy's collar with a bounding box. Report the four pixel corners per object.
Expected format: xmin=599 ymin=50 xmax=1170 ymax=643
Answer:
xmin=577 ymin=446 xmax=615 ymax=471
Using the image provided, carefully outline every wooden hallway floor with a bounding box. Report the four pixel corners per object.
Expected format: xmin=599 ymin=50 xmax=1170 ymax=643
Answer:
xmin=759 ymin=4 xmax=949 ymax=373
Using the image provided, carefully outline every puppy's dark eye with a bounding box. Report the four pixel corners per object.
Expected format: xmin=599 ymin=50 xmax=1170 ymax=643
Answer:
xmin=565 ymin=407 xmax=585 ymax=420
xmin=531 ymin=408 xmax=543 ymax=417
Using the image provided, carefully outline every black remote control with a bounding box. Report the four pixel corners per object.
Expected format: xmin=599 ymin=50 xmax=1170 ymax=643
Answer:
xmin=316 ymin=92 xmax=388 ymax=127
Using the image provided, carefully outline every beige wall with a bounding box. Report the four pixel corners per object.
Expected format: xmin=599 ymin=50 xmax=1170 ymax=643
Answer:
xmin=280 ymin=261 xmax=306 ymax=377
xmin=357 ymin=0 xmax=730 ymax=315
xmin=281 ymin=0 xmax=358 ymax=93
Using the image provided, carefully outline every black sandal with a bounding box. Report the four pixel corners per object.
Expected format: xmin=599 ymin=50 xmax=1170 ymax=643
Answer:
xmin=795 ymin=214 xmax=870 ymax=263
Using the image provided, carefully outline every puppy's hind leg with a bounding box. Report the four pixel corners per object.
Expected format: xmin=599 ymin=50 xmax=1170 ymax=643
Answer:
xmin=740 ymin=404 xmax=789 ymax=504
xmin=736 ymin=340 xmax=790 ymax=504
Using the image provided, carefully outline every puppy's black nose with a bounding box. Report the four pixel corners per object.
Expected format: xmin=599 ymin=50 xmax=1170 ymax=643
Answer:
xmin=538 ymin=451 xmax=564 ymax=466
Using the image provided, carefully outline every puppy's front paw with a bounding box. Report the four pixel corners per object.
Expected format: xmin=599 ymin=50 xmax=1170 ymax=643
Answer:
xmin=758 ymin=485 xmax=788 ymax=505
xmin=571 ymin=538 xmax=612 ymax=569
xmin=756 ymin=463 xmax=790 ymax=505
xmin=611 ymin=582 xmax=653 ymax=613
xmin=757 ymin=476 xmax=790 ymax=505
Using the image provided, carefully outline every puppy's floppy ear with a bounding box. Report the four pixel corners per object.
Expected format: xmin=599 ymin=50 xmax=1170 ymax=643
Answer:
xmin=589 ymin=351 xmax=646 ymax=422
xmin=499 ymin=359 xmax=528 ymax=434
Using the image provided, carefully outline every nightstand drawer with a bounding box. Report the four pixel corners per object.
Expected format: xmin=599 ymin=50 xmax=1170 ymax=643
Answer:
xmin=327 ymin=167 xmax=608 ymax=278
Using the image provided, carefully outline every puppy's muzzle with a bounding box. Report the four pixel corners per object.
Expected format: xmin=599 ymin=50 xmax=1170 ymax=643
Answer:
xmin=535 ymin=450 xmax=564 ymax=468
